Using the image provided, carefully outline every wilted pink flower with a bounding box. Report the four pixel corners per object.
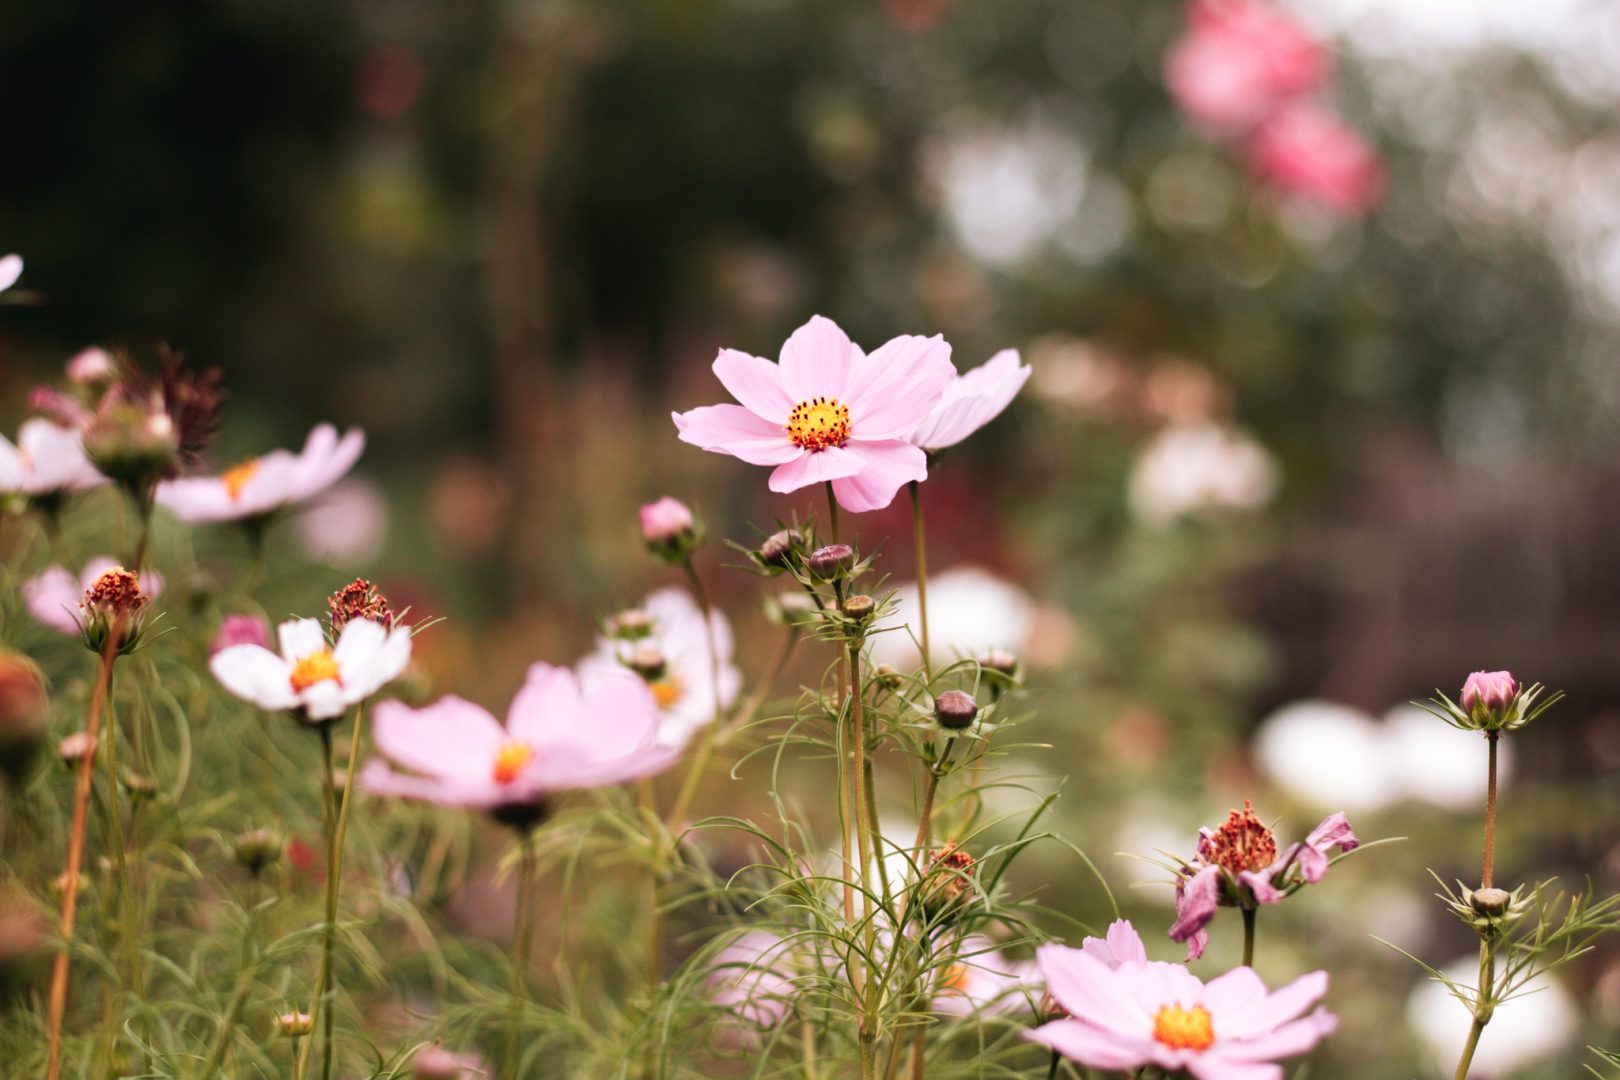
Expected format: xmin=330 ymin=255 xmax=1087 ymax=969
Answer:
xmin=66 ymin=348 xmax=116 ymax=385
xmin=23 ymin=559 xmax=164 ymax=635
xmin=908 ymin=348 xmax=1031 ymax=454
xmin=156 ymin=423 xmax=364 ymax=523
xmin=672 ymin=315 xmax=956 ymax=513
xmin=1169 ymin=802 xmax=1359 ymax=960
xmin=1461 ymin=670 xmax=1517 ymax=714
xmin=1027 ymin=926 xmax=1338 ymax=1078
xmin=1247 ymin=102 xmax=1384 ymax=214
xmin=1166 ymin=0 xmax=1325 ymax=136
xmin=210 ymin=614 xmax=272 ymax=656
xmin=362 ymin=664 xmax=678 ymax=818
xmin=639 ymin=496 xmax=694 ymax=543
xmin=0 ymin=419 xmax=107 ymax=498
xmin=0 ymin=255 xmax=21 ymax=293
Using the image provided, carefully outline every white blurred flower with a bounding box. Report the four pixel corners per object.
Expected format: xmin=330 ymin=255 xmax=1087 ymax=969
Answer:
xmin=0 ymin=255 xmax=21 ymax=293
xmin=868 ymin=566 xmax=1035 ymax=673
xmin=0 ymin=419 xmax=107 ymax=498
xmin=1127 ymin=421 xmax=1278 ymax=524
xmin=1385 ymin=703 xmax=1513 ymax=811
xmin=1407 ymin=961 xmax=1578 ymax=1078
xmin=295 ymin=476 xmax=389 ymax=565
xmin=1254 ymin=699 xmax=1400 ymax=812
xmin=927 ymin=117 xmax=1088 ymax=266
xmin=577 ymin=588 xmax=740 ymax=750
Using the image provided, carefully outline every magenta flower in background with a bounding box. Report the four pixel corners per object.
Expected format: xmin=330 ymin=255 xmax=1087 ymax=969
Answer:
xmin=210 ymin=614 xmax=272 ymax=656
xmin=23 ymin=559 xmax=164 ymax=635
xmin=1165 ymin=0 xmax=1325 ymax=137
xmin=1461 ymin=670 xmax=1518 ymax=713
xmin=361 ymin=663 xmax=678 ymax=817
xmin=0 ymin=419 xmax=108 ymax=498
xmin=1028 ymin=927 xmax=1338 ymax=1078
xmin=155 ymin=423 xmax=364 ymax=524
xmin=1169 ymin=802 xmax=1359 ymax=960
xmin=908 ymin=349 xmax=1031 ymax=454
xmin=1247 ymin=102 xmax=1384 ymax=215
xmin=639 ymin=496 xmax=694 ymax=543
xmin=672 ymin=315 xmax=956 ymax=513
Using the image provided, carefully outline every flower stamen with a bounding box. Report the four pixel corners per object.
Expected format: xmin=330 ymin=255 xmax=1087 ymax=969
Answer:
xmin=222 ymin=459 xmax=261 ymax=501
xmin=1152 ymin=1003 xmax=1214 ymax=1051
xmin=492 ymin=741 xmax=536 ymax=785
xmin=289 ymin=649 xmax=342 ymax=693
xmin=1199 ymin=799 xmax=1278 ymax=874
xmin=787 ymin=397 xmax=851 ymax=451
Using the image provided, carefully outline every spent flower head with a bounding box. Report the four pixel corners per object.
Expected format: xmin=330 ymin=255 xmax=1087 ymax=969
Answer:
xmin=328 ymin=578 xmax=395 ymax=635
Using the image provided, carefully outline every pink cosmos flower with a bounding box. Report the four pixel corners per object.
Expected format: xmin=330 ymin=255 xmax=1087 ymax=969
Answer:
xmin=1461 ymin=670 xmax=1517 ymax=713
xmin=66 ymin=348 xmax=116 ymax=385
xmin=211 ymin=616 xmax=411 ymax=723
xmin=361 ymin=663 xmax=679 ymax=816
xmin=706 ymin=929 xmax=802 ymax=1048
xmin=410 ymin=1046 xmax=488 ymax=1079
xmin=1027 ymin=929 xmax=1337 ymax=1079
xmin=210 ymin=614 xmax=272 ymax=656
xmin=0 ymin=255 xmax=21 ymax=293
xmin=672 ymin=315 xmax=956 ymax=513
xmin=932 ymin=936 xmax=1041 ymax=1018
xmin=23 ymin=559 xmax=164 ymax=635
xmin=1169 ymin=803 xmax=1359 ymax=960
xmin=639 ymin=496 xmax=694 ymax=543
xmin=1247 ymin=102 xmax=1384 ymax=215
xmin=0 ymin=419 xmax=107 ymax=498
xmin=155 ymin=423 xmax=364 ymax=524
xmin=1079 ymin=919 xmax=1150 ymax=969
xmin=1165 ymin=0 xmax=1326 ymax=137
xmin=908 ymin=349 xmax=1031 ymax=454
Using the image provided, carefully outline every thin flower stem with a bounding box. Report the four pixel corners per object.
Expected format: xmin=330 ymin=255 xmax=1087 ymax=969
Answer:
xmin=1453 ymin=1019 xmax=1485 ymax=1080
xmin=200 ymin=878 xmax=262 ymax=1076
xmin=127 ymin=486 xmax=156 ymax=572
xmin=907 ymin=481 xmax=930 ymax=681
xmin=1045 ymin=1050 xmax=1061 ymax=1080
xmin=911 ymin=739 xmax=958 ymax=856
xmin=639 ymin=779 xmax=663 ymax=988
xmin=294 ymin=726 xmax=341 ymax=1080
xmin=801 ymin=1017 xmax=819 ymax=1080
xmin=1241 ymin=907 xmax=1256 ymax=969
xmin=100 ymin=666 xmax=137 ymax=1060
xmin=1453 ymin=943 xmax=1495 ymax=1080
xmin=1482 ymin=733 xmax=1498 ymax=888
xmin=45 ymin=630 xmax=122 ymax=1080
xmin=848 ymin=643 xmax=879 ymax=1078
xmin=824 ymin=481 xmax=841 ymax=543
xmin=507 ymin=830 xmax=536 ymax=1080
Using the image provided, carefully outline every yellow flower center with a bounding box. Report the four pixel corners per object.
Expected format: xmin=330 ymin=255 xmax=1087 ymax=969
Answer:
xmin=492 ymin=741 xmax=536 ymax=785
xmin=787 ymin=397 xmax=851 ymax=451
xmin=288 ymin=649 xmax=342 ymax=693
xmin=1152 ymin=1004 xmax=1215 ymax=1052
xmin=650 ymin=676 xmax=685 ymax=709
xmin=222 ymin=459 xmax=261 ymax=501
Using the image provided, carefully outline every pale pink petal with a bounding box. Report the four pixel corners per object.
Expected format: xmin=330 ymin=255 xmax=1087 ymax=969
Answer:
xmin=23 ymin=567 xmax=84 ymax=634
xmin=297 ymin=425 xmax=365 ymax=496
xmin=1185 ymin=1058 xmax=1284 ymax=1080
xmin=768 ymin=445 xmax=865 ymax=493
xmin=1023 ymin=1019 xmax=1154 ymax=1070
xmin=359 ymin=758 xmax=502 ymax=810
xmin=1203 ymin=965 xmax=1269 ymax=1017
xmin=337 ymin=624 xmax=412 ymax=700
xmin=1215 ymin=1008 xmax=1338 ymax=1062
xmin=301 ymin=680 xmax=349 ymax=720
xmin=673 ymin=405 xmax=799 ymax=466
xmin=843 ymin=334 xmax=955 ymax=439
xmin=372 ymin=697 xmax=505 ymax=782
xmin=1103 ymin=919 xmax=1148 ymax=965
xmin=1239 ymin=870 xmax=1286 ymax=904
xmin=155 ymin=477 xmax=236 ymax=522
xmin=1170 ymin=865 xmax=1221 ymax=954
xmin=777 ymin=315 xmax=854 ymax=403
xmin=1214 ymin=970 xmax=1329 ymax=1039
xmin=1305 ymin=811 xmax=1359 ymax=854
xmin=1035 ymin=946 xmax=1154 ymax=1037
xmin=828 ymin=439 xmax=927 ymax=513
xmin=911 ymin=349 xmax=1030 ymax=451
xmin=506 ymin=663 xmax=589 ymax=745
xmin=713 ymin=349 xmax=794 ymax=420
xmin=0 ymin=254 xmax=21 ymax=292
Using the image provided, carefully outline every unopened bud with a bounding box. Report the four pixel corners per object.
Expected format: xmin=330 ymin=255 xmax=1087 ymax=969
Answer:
xmin=639 ymin=497 xmax=700 ymax=564
xmin=873 ymin=664 xmax=904 ymax=691
xmin=59 ymin=732 xmax=98 ymax=765
xmin=1470 ymin=887 xmax=1511 ymax=917
xmin=758 ymin=529 xmax=803 ymax=568
xmin=84 ymin=401 xmax=179 ymax=490
xmin=233 ymin=828 xmax=284 ymax=875
xmin=919 ymin=845 xmax=978 ymax=917
xmin=626 ymin=646 xmax=668 ymax=681
xmin=934 ymin=690 xmax=979 ymax=731
xmin=841 ymin=594 xmax=876 ymax=620
xmin=807 ymin=544 xmax=854 ymax=579
xmin=119 ymin=769 xmax=156 ymax=800
xmin=66 ymin=348 xmax=116 ymax=385
xmin=605 ymin=608 xmax=654 ymax=640
xmin=277 ymin=1011 xmax=315 ymax=1038
xmin=976 ymin=649 xmax=1019 ymax=677
xmin=1038 ymin=989 xmax=1069 ymax=1022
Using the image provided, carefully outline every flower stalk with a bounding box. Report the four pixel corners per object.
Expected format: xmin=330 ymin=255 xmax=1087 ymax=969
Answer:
xmin=507 ymin=829 xmax=537 ymax=1080
xmin=907 ymin=481 xmax=930 ymax=679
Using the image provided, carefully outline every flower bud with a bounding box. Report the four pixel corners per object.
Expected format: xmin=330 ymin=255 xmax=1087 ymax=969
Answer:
xmin=1469 ymin=887 xmax=1511 ymax=917
xmin=84 ymin=400 xmax=180 ymax=490
xmin=66 ymin=347 xmax=116 ymax=385
xmin=59 ymin=732 xmax=97 ymax=765
xmin=976 ymin=648 xmax=1019 ymax=677
xmin=918 ymin=845 xmax=978 ymax=918
xmin=328 ymin=578 xmax=394 ymax=635
xmin=639 ymin=497 xmax=700 ymax=564
xmin=605 ymin=608 xmax=654 ymax=640
xmin=233 ymin=828 xmax=284 ymax=875
xmin=934 ymin=690 xmax=979 ymax=731
xmin=841 ymin=594 xmax=876 ymax=620
xmin=807 ymin=544 xmax=854 ymax=579
xmin=211 ymin=613 xmax=271 ymax=655
xmin=277 ymin=1011 xmax=315 ymax=1038
xmin=873 ymin=664 xmax=904 ymax=691
xmin=81 ymin=567 xmax=150 ymax=654
xmin=0 ymin=652 xmax=48 ymax=784
xmin=626 ymin=645 xmax=668 ymax=682
xmin=1461 ymin=670 xmax=1517 ymax=727
xmin=758 ymin=529 xmax=803 ymax=568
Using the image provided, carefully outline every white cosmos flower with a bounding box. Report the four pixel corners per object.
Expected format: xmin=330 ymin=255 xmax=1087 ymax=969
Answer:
xmin=909 ymin=349 xmax=1031 ymax=453
xmin=1253 ymin=699 xmax=1400 ymax=813
xmin=0 ymin=419 xmax=107 ymax=497
xmin=577 ymin=588 xmax=741 ymax=749
xmin=1407 ymin=961 xmax=1578 ymax=1078
xmin=23 ymin=558 xmax=164 ymax=635
xmin=0 ymin=255 xmax=21 ymax=293
xmin=1385 ymin=703 xmax=1513 ymax=811
xmin=1127 ymin=421 xmax=1278 ymax=524
xmin=156 ymin=423 xmax=364 ymax=524
xmin=868 ymin=565 xmax=1036 ymax=673
xmin=211 ymin=616 xmax=411 ymax=721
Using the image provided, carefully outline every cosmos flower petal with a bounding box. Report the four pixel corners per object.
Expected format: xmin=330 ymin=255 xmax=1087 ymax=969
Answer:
xmin=1169 ymin=864 xmax=1221 ymax=951
xmin=372 ymin=697 xmax=505 ymax=782
xmin=911 ymin=349 xmax=1030 ymax=451
xmin=844 ymin=334 xmax=955 ymax=439
xmin=22 ymin=566 xmax=84 ymax=634
xmin=1215 ymin=971 xmax=1330 ymax=1040
xmin=210 ymin=645 xmax=299 ymax=712
xmin=1203 ymin=965 xmax=1269 ymax=1015
xmin=827 ymin=439 xmax=927 ymax=512
xmin=768 ymin=444 xmax=866 ymax=493
xmin=278 ymin=619 xmax=327 ymax=663
xmin=1185 ymin=1057 xmax=1285 ymax=1080
xmin=1035 ymin=945 xmax=1155 ymax=1036
xmin=713 ymin=348 xmax=794 ymax=421
xmin=0 ymin=254 xmax=21 ymax=292
xmin=1024 ymin=1020 xmax=1155 ymax=1070
xmin=777 ymin=315 xmax=855 ymax=403
xmin=507 ymin=663 xmax=590 ymax=746
xmin=672 ymin=404 xmax=800 ymax=465
xmin=1214 ymin=1008 xmax=1339 ymax=1062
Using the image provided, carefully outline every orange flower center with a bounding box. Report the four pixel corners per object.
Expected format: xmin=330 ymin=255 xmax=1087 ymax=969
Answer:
xmin=1152 ymin=1004 xmax=1214 ymax=1051
xmin=937 ymin=963 xmax=969 ymax=995
xmin=1203 ymin=800 xmax=1278 ymax=874
xmin=787 ymin=397 xmax=851 ymax=451
xmin=289 ymin=649 xmax=341 ymax=693
xmin=492 ymin=741 xmax=536 ymax=784
xmin=222 ymin=459 xmax=261 ymax=501
xmin=650 ymin=676 xmax=685 ymax=709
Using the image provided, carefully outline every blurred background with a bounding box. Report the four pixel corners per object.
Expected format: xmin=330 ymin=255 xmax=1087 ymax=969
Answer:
xmin=3 ymin=0 xmax=1619 ymax=1074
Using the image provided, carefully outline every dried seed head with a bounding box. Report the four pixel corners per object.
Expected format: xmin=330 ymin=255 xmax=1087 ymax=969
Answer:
xmin=1470 ymin=887 xmax=1511 ymax=917
xmin=1197 ymin=801 xmax=1278 ymax=875
xmin=328 ymin=578 xmax=394 ymax=635
xmin=83 ymin=568 xmax=147 ymax=620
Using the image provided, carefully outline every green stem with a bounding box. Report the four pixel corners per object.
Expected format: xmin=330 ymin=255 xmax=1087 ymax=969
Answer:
xmin=101 ymin=666 xmax=137 ymax=1065
xmin=294 ymin=725 xmax=340 ymax=1080
xmin=907 ymin=481 xmax=930 ymax=680
xmin=200 ymin=880 xmax=261 ymax=1076
xmin=127 ymin=485 xmax=155 ymax=572
xmin=1045 ymin=1050 xmax=1060 ymax=1080
xmin=1454 ymin=942 xmax=1495 ymax=1080
xmin=848 ymin=643 xmax=878 ymax=1072
xmin=507 ymin=830 xmax=536 ymax=1080
xmin=1482 ymin=733 xmax=1498 ymax=889
xmin=1241 ymin=907 xmax=1256 ymax=969
xmin=824 ymin=481 xmax=840 ymax=543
